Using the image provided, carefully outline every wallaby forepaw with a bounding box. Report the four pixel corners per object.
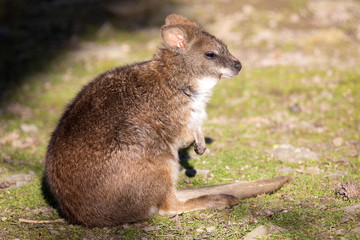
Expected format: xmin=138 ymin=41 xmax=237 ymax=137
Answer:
xmin=194 ymin=142 xmax=206 ymax=155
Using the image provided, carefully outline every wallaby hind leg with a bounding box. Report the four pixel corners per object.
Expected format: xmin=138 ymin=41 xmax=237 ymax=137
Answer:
xmin=159 ymin=176 xmax=291 ymax=216
xmin=159 ymin=192 xmax=239 ymax=217
xmin=176 ymin=176 xmax=292 ymax=202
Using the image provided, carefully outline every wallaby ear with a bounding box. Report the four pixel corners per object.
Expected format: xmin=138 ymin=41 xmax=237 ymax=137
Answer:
xmin=165 ymin=14 xmax=199 ymax=28
xmin=161 ymin=26 xmax=187 ymax=51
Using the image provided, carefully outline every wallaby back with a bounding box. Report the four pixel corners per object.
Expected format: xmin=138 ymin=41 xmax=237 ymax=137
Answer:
xmin=45 ymin=14 xmax=289 ymax=227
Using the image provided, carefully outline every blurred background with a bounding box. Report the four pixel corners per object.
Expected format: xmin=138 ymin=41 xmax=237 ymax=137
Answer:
xmin=1 ymin=0 xmax=359 ymax=100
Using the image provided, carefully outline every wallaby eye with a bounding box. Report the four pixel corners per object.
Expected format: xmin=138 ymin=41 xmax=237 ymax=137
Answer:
xmin=205 ymin=52 xmax=217 ymax=59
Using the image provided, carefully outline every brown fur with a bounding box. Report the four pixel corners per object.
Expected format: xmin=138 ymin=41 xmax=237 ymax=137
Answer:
xmin=45 ymin=14 xmax=290 ymax=227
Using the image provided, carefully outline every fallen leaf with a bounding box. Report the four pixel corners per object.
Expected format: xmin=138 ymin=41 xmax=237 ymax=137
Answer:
xmin=336 ymin=180 xmax=360 ymax=200
xmin=339 ymin=215 xmax=349 ymax=224
xmin=183 ymin=178 xmax=193 ymax=185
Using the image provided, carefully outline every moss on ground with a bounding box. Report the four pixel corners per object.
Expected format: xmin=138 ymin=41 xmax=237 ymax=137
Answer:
xmin=1 ymin=0 xmax=360 ymax=239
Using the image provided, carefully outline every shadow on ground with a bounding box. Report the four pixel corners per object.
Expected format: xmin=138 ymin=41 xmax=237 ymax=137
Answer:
xmin=179 ymin=137 xmax=214 ymax=177
xmin=0 ymin=0 xmax=173 ymax=101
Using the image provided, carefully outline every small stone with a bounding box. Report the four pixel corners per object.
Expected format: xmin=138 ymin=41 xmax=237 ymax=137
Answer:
xmin=304 ymin=166 xmax=321 ymax=174
xmin=0 ymin=172 xmax=36 ymax=189
xmin=269 ymin=144 xmax=319 ymax=162
xmin=347 ymin=149 xmax=359 ymax=158
xmin=206 ymin=226 xmax=216 ymax=233
xmin=49 ymin=229 xmax=59 ymax=235
xmin=350 ymin=227 xmax=360 ymax=234
xmin=275 ymin=166 xmax=294 ymax=173
xmin=333 ymin=137 xmax=343 ymax=147
xmin=289 ymin=103 xmax=301 ymax=113
xmin=1 ymin=217 xmax=7 ymax=222
xmin=242 ymin=4 xmax=254 ymax=15
xmin=335 ymin=229 xmax=344 ymax=235
xmin=196 ymin=228 xmax=204 ymax=233
xmin=342 ymin=203 xmax=360 ymax=214
xmin=340 ymin=215 xmax=349 ymax=224
xmin=122 ymin=224 xmax=131 ymax=229
xmin=331 ymin=158 xmax=349 ymax=164
xmin=143 ymin=226 xmax=157 ymax=232
xmin=243 ymin=225 xmax=269 ymax=240
xmin=269 ymin=224 xmax=287 ymax=233
xmin=290 ymin=13 xmax=300 ymax=23
xmin=324 ymin=171 xmax=348 ymax=178
xmin=21 ymin=124 xmax=38 ymax=133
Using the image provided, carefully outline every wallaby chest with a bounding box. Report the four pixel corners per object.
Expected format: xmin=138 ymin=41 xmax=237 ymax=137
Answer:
xmin=187 ymin=76 xmax=218 ymax=131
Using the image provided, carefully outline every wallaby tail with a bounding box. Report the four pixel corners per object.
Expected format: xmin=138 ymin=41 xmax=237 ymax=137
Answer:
xmin=176 ymin=176 xmax=292 ymax=201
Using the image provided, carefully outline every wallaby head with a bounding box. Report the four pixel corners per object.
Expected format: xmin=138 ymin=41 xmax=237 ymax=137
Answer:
xmin=158 ymin=14 xmax=242 ymax=154
xmin=160 ymin=14 xmax=241 ymax=81
xmin=44 ymin=14 xmax=290 ymax=228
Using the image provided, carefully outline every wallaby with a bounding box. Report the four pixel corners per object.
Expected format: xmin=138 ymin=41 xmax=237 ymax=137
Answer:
xmin=45 ymin=14 xmax=291 ymax=227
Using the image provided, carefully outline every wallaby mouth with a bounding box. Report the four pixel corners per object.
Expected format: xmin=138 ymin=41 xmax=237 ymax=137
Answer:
xmin=220 ymin=60 xmax=242 ymax=79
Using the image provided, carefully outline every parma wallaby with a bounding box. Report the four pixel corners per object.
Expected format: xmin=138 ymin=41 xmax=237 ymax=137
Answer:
xmin=45 ymin=14 xmax=291 ymax=227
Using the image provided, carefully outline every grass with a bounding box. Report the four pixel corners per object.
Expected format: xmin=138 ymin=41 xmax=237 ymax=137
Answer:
xmin=1 ymin=0 xmax=360 ymax=239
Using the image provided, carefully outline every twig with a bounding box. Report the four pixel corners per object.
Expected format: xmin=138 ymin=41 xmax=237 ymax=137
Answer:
xmin=19 ymin=218 xmax=65 ymax=224
xmin=202 ymin=212 xmax=217 ymax=220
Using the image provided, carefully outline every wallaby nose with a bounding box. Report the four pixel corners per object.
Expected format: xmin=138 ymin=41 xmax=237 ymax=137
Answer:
xmin=234 ymin=61 xmax=242 ymax=71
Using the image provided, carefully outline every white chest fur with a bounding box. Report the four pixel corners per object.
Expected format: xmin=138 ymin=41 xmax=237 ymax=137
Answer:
xmin=188 ymin=77 xmax=219 ymax=130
